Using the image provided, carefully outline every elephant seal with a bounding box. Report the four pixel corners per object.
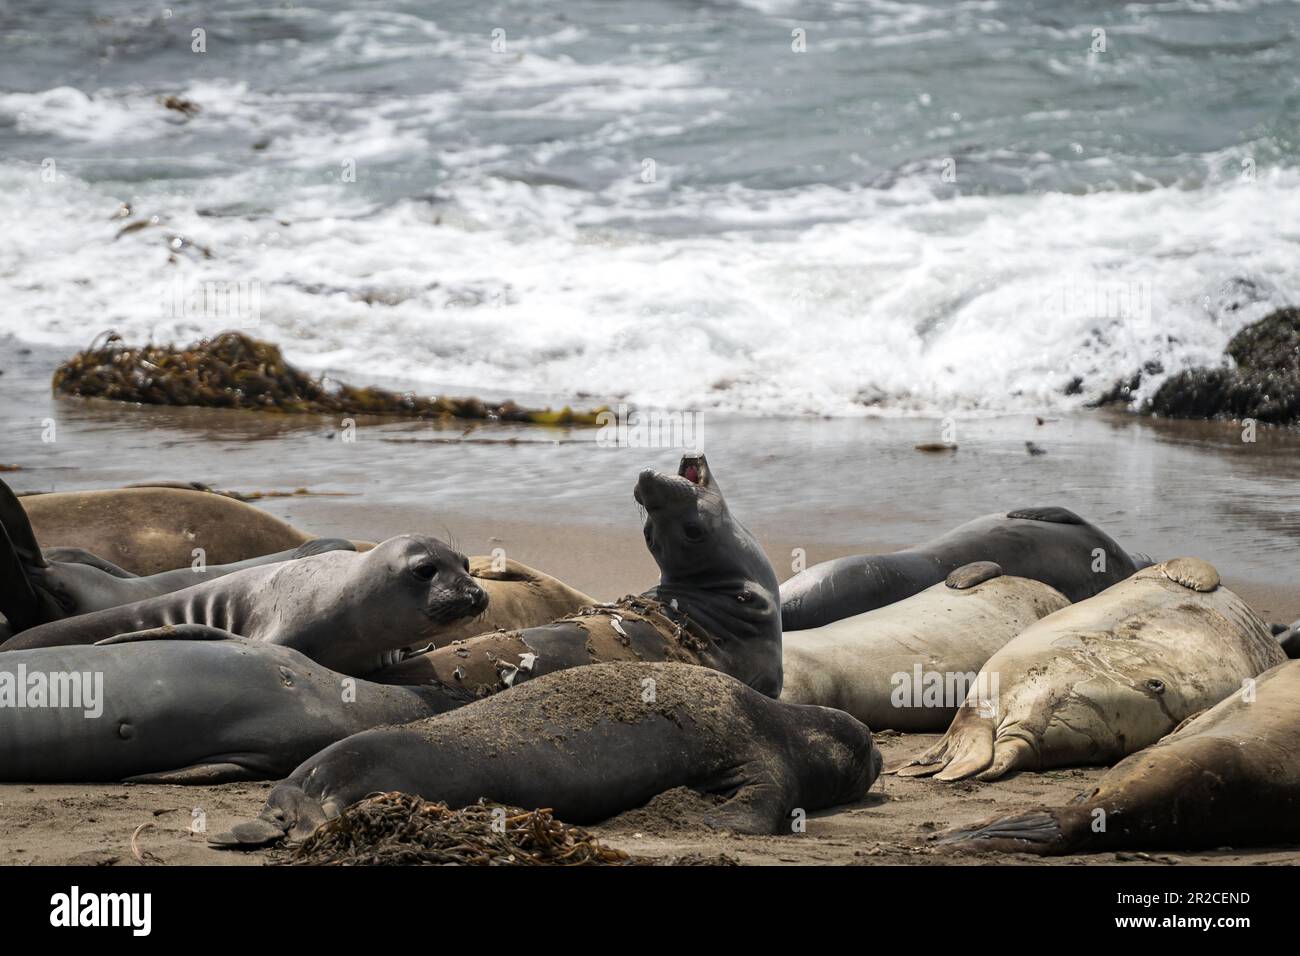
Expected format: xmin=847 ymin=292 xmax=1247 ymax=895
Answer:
xmin=373 ymin=453 xmax=784 ymax=698
xmin=20 ymin=484 xmax=325 ymax=574
xmin=781 ymin=562 xmax=1069 ymax=731
xmin=420 ymin=556 xmax=595 ymax=647
xmin=1 ymin=535 xmax=488 ymax=676
xmin=0 ymin=476 xmax=354 ymax=630
xmin=0 ymin=636 xmax=455 ymax=783
xmin=891 ymin=558 xmax=1287 ymax=781
xmin=210 ymin=661 xmax=881 ymax=847
xmin=780 ymin=507 xmax=1146 ymax=630
xmin=937 ymin=660 xmax=1300 ymax=854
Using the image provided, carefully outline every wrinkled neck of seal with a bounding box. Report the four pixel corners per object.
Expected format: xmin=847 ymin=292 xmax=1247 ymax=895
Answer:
xmin=636 ymin=454 xmax=783 ymax=698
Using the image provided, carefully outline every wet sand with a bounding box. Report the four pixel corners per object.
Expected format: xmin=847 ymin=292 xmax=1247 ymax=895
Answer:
xmin=1 ymin=338 xmax=1298 ymax=865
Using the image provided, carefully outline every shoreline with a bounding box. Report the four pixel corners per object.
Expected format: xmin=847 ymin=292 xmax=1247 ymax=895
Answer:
xmin=2 ymin=339 xmax=1299 ymax=866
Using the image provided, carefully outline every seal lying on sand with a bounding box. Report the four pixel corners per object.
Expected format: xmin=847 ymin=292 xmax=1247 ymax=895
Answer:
xmin=0 ymin=636 xmax=458 ymax=783
xmin=781 ymin=562 xmax=1069 ymax=731
xmin=780 ymin=507 xmax=1146 ymax=630
xmin=937 ymin=660 xmax=1300 ymax=854
xmin=374 ymin=453 xmax=784 ymax=698
xmin=0 ymin=476 xmax=354 ymax=630
xmin=890 ymin=558 xmax=1287 ymax=781
xmin=2 ymin=535 xmax=487 ymax=676
xmin=421 ymin=556 xmax=595 ymax=647
xmin=210 ymin=661 xmax=881 ymax=847
xmin=19 ymin=483 xmax=356 ymax=574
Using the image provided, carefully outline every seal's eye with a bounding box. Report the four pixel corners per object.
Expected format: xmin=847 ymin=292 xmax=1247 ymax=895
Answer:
xmin=412 ymin=563 xmax=437 ymax=581
xmin=682 ymin=522 xmax=705 ymax=542
xmin=1145 ymin=678 xmax=1165 ymax=694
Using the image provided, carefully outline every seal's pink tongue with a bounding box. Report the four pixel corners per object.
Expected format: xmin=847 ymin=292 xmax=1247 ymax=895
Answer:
xmin=684 ymin=465 xmax=699 ymax=483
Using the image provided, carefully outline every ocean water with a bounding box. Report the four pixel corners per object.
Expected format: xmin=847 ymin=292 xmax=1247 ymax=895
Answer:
xmin=1 ymin=0 xmax=1298 ymax=416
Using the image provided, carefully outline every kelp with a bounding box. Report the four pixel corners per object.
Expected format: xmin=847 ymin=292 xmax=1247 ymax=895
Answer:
xmin=278 ymin=794 xmax=637 ymax=867
xmin=53 ymin=331 xmax=609 ymax=426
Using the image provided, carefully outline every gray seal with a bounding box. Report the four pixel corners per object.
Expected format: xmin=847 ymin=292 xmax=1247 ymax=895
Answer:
xmin=780 ymin=507 xmax=1149 ymax=630
xmin=210 ymin=661 xmax=882 ymax=847
xmin=1 ymin=535 xmax=487 ymax=676
xmin=0 ymin=636 xmax=456 ymax=783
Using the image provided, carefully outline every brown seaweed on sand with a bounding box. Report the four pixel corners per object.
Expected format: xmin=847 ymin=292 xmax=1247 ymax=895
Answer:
xmin=277 ymin=793 xmax=660 ymax=867
xmin=53 ymin=331 xmax=608 ymax=426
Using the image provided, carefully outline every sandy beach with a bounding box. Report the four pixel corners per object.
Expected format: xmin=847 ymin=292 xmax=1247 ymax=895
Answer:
xmin=2 ymin=341 xmax=1298 ymax=866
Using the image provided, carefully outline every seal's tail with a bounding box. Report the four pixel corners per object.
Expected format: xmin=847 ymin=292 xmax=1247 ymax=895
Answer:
xmin=0 ymin=521 xmax=40 ymax=634
xmin=209 ymin=782 xmax=328 ymax=849
xmin=0 ymin=476 xmax=46 ymax=633
xmin=935 ymin=809 xmax=1072 ymax=855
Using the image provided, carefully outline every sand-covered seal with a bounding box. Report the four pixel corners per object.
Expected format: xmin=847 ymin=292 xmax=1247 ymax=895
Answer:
xmin=781 ymin=562 xmax=1069 ymax=731
xmin=891 ymin=558 xmax=1287 ymax=781
xmin=1 ymin=535 xmax=487 ymax=675
xmin=0 ymin=474 xmax=355 ymax=631
xmin=780 ymin=507 xmax=1146 ymax=630
xmin=937 ymin=660 xmax=1300 ymax=853
xmin=374 ymin=453 xmax=784 ymax=698
xmin=20 ymin=483 xmax=329 ymax=574
xmin=0 ymin=637 xmax=457 ymax=783
xmin=210 ymin=661 xmax=881 ymax=847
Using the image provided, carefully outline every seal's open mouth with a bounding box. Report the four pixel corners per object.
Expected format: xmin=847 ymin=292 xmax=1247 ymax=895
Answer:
xmin=679 ymin=455 xmax=707 ymax=486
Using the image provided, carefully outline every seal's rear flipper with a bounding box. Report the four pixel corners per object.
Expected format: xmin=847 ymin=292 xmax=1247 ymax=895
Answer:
xmin=209 ymin=783 xmax=328 ymax=849
xmin=96 ymin=624 xmax=245 ymax=645
xmin=1129 ymin=552 xmax=1155 ymax=571
xmin=125 ymin=762 xmax=263 ymax=785
xmin=1277 ymin=621 xmax=1300 ymax=659
xmin=935 ymin=810 xmax=1069 ymax=855
xmin=0 ymin=522 xmax=41 ymax=633
xmin=0 ymin=476 xmax=46 ymax=567
xmin=292 ymin=537 xmax=356 ymax=559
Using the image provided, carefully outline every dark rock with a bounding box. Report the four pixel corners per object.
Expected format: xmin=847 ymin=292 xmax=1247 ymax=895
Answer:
xmin=1144 ymin=308 xmax=1300 ymax=426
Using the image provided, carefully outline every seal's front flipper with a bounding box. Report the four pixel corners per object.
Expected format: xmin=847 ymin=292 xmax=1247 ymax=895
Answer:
xmin=292 ymin=538 xmax=356 ymax=559
xmin=699 ymin=777 xmax=790 ymax=835
xmin=96 ymin=624 xmax=245 ymax=645
xmin=125 ymin=762 xmax=263 ymax=785
xmin=41 ymin=547 xmax=138 ymax=578
xmin=1006 ymin=506 xmax=1083 ymax=525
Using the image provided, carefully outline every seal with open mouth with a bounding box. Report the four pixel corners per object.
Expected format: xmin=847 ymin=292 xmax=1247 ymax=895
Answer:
xmin=374 ymin=453 xmax=784 ymax=697
xmin=780 ymin=506 xmax=1148 ymax=630
xmin=936 ymin=659 xmax=1300 ymax=854
xmin=209 ymin=661 xmax=880 ymax=848
xmin=1 ymin=535 xmax=487 ymax=676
